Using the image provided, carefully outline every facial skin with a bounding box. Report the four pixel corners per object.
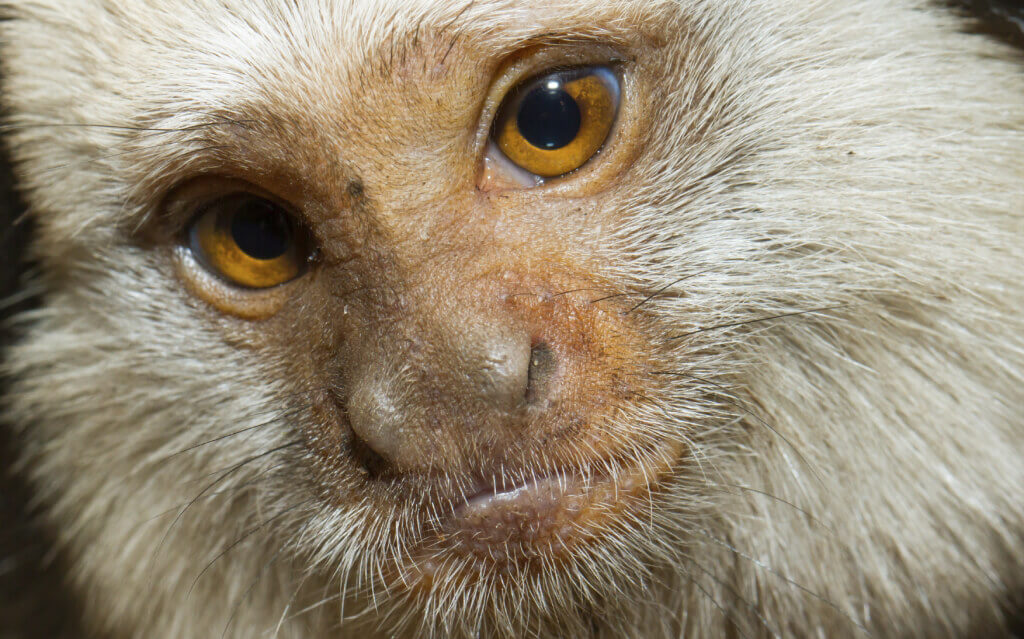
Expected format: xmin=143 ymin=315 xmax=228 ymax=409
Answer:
xmin=1 ymin=1 xmax=1022 ymax=637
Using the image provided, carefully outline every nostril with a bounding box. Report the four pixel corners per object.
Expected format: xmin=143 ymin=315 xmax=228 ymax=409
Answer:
xmin=525 ymin=342 xmax=556 ymax=405
xmin=349 ymin=429 xmax=391 ymax=479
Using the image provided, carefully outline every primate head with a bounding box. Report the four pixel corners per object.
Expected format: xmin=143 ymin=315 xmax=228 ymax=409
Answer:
xmin=1 ymin=1 xmax=1022 ymax=637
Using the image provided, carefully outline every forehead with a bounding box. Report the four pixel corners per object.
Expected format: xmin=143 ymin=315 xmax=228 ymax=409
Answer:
xmin=141 ymin=0 xmax=658 ymax=48
xmin=85 ymin=0 xmax=663 ymax=97
xmin=7 ymin=0 xmax=669 ymax=131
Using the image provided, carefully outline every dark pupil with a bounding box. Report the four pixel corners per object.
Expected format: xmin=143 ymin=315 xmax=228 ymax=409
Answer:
xmin=230 ymin=199 xmax=290 ymax=260
xmin=516 ymin=84 xmax=581 ymax=150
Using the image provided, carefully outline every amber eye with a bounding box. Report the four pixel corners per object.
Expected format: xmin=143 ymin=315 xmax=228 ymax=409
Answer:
xmin=492 ymin=66 xmax=620 ymax=178
xmin=188 ymin=193 xmax=311 ymax=289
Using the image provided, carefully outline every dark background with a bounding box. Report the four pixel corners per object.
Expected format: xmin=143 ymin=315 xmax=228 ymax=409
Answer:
xmin=0 ymin=118 xmax=86 ymax=637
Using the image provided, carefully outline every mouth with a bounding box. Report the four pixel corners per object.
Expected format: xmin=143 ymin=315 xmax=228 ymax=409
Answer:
xmin=452 ymin=472 xmax=602 ymax=561
xmin=408 ymin=449 xmax=676 ymax=576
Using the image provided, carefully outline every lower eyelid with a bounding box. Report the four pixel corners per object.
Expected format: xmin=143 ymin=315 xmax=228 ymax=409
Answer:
xmin=174 ymin=245 xmax=295 ymax=319
xmin=480 ymin=141 xmax=545 ymax=191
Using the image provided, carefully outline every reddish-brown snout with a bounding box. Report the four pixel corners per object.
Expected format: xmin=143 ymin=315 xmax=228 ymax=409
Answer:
xmin=333 ymin=252 xmax=612 ymax=474
xmin=342 ymin=293 xmax=551 ymax=473
xmin=304 ymin=184 xmax=645 ymax=481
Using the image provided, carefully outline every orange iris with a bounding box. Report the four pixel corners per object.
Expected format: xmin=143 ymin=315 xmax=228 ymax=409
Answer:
xmin=189 ymin=194 xmax=309 ymax=289
xmin=493 ymin=67 xmax=620 ymax=178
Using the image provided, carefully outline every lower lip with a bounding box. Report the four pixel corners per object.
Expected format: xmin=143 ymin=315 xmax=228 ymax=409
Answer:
xmin=446 ymin=463 xmax=659 ymax=564
xmin=389 ymin=452 xmax=680 ymax=590
xmin=453 ymin=474 xmax=591 ymax=559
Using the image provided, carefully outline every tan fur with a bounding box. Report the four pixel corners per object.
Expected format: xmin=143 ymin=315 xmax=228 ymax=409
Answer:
xmin=1 ymin=1 xmax=1022 ymax=637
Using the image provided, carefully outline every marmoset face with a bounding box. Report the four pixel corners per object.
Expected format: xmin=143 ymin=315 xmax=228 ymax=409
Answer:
xmin=162 ymin=12 xmax=682 ymax=584
xmin=1 ymin=1 xmax=1022 ymax=638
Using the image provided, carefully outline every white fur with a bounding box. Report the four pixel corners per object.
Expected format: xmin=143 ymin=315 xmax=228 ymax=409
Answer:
xmin=1 ymin=0 xmax=1022 ymax=637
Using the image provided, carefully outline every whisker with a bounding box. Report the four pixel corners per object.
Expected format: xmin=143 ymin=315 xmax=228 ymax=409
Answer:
xmin=188 ymin=497 xmax=316 ymax=596
xmin=149 ymin=385 xmax=331 ymax=468
xmin=0 ymin=116 xmax=255 ymax=135
xmin=269 ymin=563 xmax=320 ymax=639
xmin=148 ymin=440 xmax=302 ymax=579
xmin=653 ymin=370 xmax=823 ymax=483
xmin=681 ymin=553 xmax=781 ymax=639
xmin=686 ymin=567 xmax=754 ymax=639
xmin=130 ymin=460 xmax=290 ymax=533
xmin=710 ymin=481 xmax=836 ymax=535
xmin=550 ymin=286 xmax=606 ymax=298
xmin=221 ymin=542 xmax=291 ymax=639
xmin=290 ymin=591 xmax=342 ymax=623
xmin=588 ymin=292 xmax=632 ymax=304
xmin=157 ymin=400 xmax=316 ymax=463
xmin=691 ymin=528 xmax=875 ymax=636
xmin=622 ymin=272 xmax=709 ymax=316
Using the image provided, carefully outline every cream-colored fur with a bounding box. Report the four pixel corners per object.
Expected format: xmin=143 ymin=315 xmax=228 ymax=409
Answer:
xmin=1 ymin=1 xmax=1022 ymax=637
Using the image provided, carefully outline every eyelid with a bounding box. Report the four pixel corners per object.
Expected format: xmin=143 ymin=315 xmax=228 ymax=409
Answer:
xmin=158 ymin=176 xmax=298 ymax=234
xmin=175 ymin=245 xmax=297 ymax=319
xmin=481 ymin=141 xmax=544 ymax=190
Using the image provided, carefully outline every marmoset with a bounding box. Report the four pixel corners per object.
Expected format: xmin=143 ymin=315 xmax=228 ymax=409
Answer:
xmin=1 ymin=1 xmax=1022 ymax=637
